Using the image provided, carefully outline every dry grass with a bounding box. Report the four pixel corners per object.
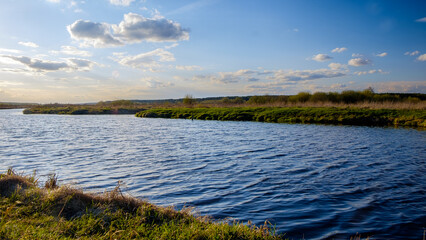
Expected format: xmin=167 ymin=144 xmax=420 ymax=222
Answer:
xmin=190 ymin=101 xmax=426 ymax=110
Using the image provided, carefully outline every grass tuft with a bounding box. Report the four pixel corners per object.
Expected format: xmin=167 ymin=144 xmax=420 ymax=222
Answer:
xmin=0 ymin=170 xmax=284 ymax=239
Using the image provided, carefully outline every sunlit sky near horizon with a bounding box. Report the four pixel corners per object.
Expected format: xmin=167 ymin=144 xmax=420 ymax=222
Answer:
xmin=0 ymin=0 xmax=425 ymax=103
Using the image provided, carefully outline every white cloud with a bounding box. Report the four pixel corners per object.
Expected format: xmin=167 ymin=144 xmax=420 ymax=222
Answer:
xmin=110 ymin=0 xmax=135 ymax=6
xmin=195 ymin=68 xmax=346 ymax=85
xmin=0 ymin=48 xmax=22 ymax=54
xmin=164 ymin=43 xmax=179 ymax=49
xmin=311 ymin=54 xmax=332 ymax=62
xmin=176 ymin=65 xmax=203 ymax=71
xmin=354 ymin=69 xmax=386 ymax=75
xmin=273 ymin=69 xmax=345 ymax=82
xmin=67 ymin=20 xmax=123 ymax=47
xmin=18 ymin=41 xmax=39 ymax=48
xmin=193 ymin=69 xmax=271 ymax=84
xmin=116 ymin=48 xmax=175 ymax=71
xmin=141 ymin=77 xmax=174 ymax=88
xmin=352 ymin=53 xmax=363 ymax=57
xmin=331 ymin=47 xmax=347 ymax=53
xmin=328 ymin=63 xmax=346 ymax=70
xmin=417 ymin=54 xmax=426 ymax=61
xmin=68 ymin=13 xmax=189 ymax=47
xmin=112 ymin=13 xmax=189 ymax=43
xmin=50 ymin=46 xmax=92 ymax=57
xmin=46 ymin=0 xmax=60 ymax=3
xmin=404 ymin=51 xmax=419 ymax=56
xmin=371 ymin=81 xmax=426 ymax=93
xmin=330 ymin=83 xmax=347 ymax=90
xmin=348 ymin=58 xmax=370 ymax=67
xmin=2 ymin=55 xmax=96 ymax=72
xmin=415 ymin=17 xmax=426 ymax=22
xmin=376 ymin=52 xmax=387 ymax=57
xmin=5 ymin=56 xmax=68 ymax=71
xmin=244 ymin=68 xmax=347 ymax=94
xmin=67 ymin=58 xmax=96 ymax=71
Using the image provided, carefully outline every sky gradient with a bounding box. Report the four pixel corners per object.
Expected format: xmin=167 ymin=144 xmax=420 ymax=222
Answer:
xmin=0 ymin=0 xmax=425 ymax=103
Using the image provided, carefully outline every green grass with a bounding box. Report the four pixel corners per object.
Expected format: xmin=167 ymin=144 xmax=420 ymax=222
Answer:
xmin=0 ymin=169 xmax=283 ymax=240
xmin=135 ymin=107 xmax=426 ymax=128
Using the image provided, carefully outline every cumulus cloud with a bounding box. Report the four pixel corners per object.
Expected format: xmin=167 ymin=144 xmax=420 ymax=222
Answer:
xmin=110 ymin=0 xmax=135 ymax=6
xmin=116 ymin=48 xmax=175 ymax=71
xmin=273 ymin=69 xmax=345 ymax=82
xmin=3 ymin=55 xmax=96 ymax=72
xmin=376 ymin=52 xmax=387 ymax=57
xmin=67 ymin=20 xmax=123 ymax=47
xmin=328 ymin=63 xmax=346 ymax=70
xmin=68 ymin=13 xmax=189 ymax=47
xmin=331 ymin=47 xmax=347 ymax=53
xmin=311 ymin=54 xmax=333 ymax=62
xmin=18 ymin=41 xmax=39 ymax=48
xmin=67 ymin=58 xmax=96 ymax=70
xmin=415 ymin=17 xmax=426 ymax=22
xmin=194 ymin=68 xmax=346 ymax=86
xmin=417 ymin=54 xmax=426 ymax=61
xmin=354 ymin=69 xmax=386 ymax=75
xmin=112 ymin=13 xmax=189 ymax=43
xmin=404 ymin=51 xmax=419 ymax=56
xmin=5 ymin=56 xmax=68 ymax=71
xmin=348 ymin=58 xmax=370 ymax=67
xmin=50 ymin=46 xmax=92 ymax=57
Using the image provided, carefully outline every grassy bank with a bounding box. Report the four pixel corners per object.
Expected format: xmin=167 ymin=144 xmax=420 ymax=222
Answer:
xmin=0 ymin=169 xmax=282 ymax=239
xmin=136 ymin=107 xmax=426 ymax=128
xmin=23 ymin=105 xmax=146 ymax=115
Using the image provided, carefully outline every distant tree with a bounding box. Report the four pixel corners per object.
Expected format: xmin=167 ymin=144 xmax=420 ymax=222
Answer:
xmin=221 ymin=97 xmax=231 ymax=104
xmin=231 ymin=97 xmax=245 ymax=104
xmin=109 ymin=100 xmax=134 ymax=106
xmin=288 ymin=92 xmax=311 ymax=103
xmin=310 ymin=92 xmax=328 ymax=102
xmin=183 ymin=94 xmax=195 ymax=105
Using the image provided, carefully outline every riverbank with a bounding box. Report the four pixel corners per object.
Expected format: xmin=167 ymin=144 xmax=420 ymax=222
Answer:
xmin=136 ymin=107 xmax=426 ymax=128
xmin=0 ymin=169 xmax=281 ymax=239
xmin=23 ymin=105 xmax=146 ymax=114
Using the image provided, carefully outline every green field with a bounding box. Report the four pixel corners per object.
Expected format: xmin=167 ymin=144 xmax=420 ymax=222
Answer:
xmin=0 ymin=169 xmax=281 ymax=240
xmin=136 ymin=107 xmax=426 ymax=128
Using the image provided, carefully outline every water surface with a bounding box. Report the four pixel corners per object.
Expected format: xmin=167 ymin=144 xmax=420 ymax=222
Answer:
xmin=0 ymin=109 xmax=425 ymax=239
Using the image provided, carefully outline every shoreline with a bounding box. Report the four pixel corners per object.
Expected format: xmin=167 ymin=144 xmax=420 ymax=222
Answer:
xmin=135 ymin=107 xmax=426 ymax=128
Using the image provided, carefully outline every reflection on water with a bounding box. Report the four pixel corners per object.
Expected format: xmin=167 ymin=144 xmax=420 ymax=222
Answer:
xmin=1 ymin=109 xmax=425 ymax=239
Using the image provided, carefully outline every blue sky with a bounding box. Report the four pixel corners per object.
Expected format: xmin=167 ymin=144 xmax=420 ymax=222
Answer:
xmin=0 ymin=0 xmax=425 ymax=103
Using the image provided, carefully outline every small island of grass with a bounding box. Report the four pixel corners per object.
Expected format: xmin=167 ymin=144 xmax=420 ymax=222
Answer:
xmin=136 ymin=107 xmax=425 ymax=128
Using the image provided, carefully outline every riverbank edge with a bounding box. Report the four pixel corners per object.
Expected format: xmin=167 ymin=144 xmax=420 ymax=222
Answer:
xmin=0 ymin=170 xmax=282 ymax=240
xmin=135 ymin=107 xmax=426 ymax=128
xmin=22 ymin=106 xmax=146 ymax=115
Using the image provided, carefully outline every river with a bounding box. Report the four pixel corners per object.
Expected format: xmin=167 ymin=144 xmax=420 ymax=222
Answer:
xmin=0 ymin=109 xmax=425 ymax=239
